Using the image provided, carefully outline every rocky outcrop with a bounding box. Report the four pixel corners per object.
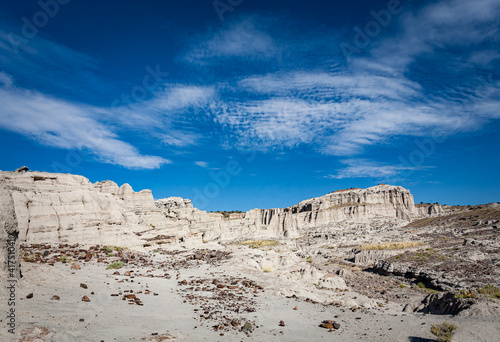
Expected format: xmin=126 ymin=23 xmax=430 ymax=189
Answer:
xmin=0 ymin=170 xmax=442 ymax=248
xmin=0 ymin=171 xmax=152 ymax=247
xmin=404 ymin=292 xmax=475 ymax=315
xmin=374 ymin=260 xmax=467 ymax=292
xmin=416 ymin=203 xmax=444 ymax=217
xmin=0 ymin=184 xmax=21 ymax=299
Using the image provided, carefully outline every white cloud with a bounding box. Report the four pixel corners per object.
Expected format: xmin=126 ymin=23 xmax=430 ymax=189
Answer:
xmin=184 ymin=18 xmax=277 ymax=63
xmin=194 ymin=161 xmax=209 ymax=168
xmin=215 ymin=67 xmax=498 ymax=155
xmin=0 ymin=72 xmax=13 ymax=88
xmin=206 ymin=0 xmax=500 ymax=156
xmin=0 ymin=86 xmax=170 ymax=169
xmin=325 ymin=159 xmax=432 ymax=179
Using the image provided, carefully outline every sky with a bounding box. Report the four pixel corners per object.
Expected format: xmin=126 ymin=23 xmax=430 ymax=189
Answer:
xmin=0 ymin=0 xmax=499 ymax=211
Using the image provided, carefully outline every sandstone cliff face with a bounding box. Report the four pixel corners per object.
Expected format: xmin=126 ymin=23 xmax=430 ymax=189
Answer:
xmin=0 ymin=170 xmax=440 ymax=248
xmin=0 ymin=171 xmax=154 ymax=247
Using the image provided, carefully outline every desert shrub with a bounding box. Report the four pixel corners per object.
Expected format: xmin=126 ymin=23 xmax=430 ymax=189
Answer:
xmin=106 ymin=261 xmax=125 ymax=269
xmin=477 ymin=284 xmax=500 ymax=298
xmin=430 ymin=321 xmax=457 ymax=342
xmin=417 ymin=282 xmax=426 ymax=288
xmin=455 ymin=289 xmax=476 ymax=299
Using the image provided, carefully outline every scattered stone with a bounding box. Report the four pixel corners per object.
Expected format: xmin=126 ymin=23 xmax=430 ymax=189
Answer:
xmin=79 ymin=318 xmax=84 ymax=322
xmin=294 ymin=306 xmax=299 ymax=310
xmin=26 ymin=293 xmax=33 ymax=299
xmin=71 ymin=264 xmax=81 ymax=270
xmin=279 ymin=320 xmax=285 ymax=327
xmin=82 ymin=296 xmax=90 ymax=302
xmin=80 ymin=283 xmax=88 ymax=289
xmin=51 ymin=295 xmax=60 ymax=301
xmin=241 ymin=322 xmax=252 ymax=332
xmin=320 ymin=323 xmax=333 ymax=330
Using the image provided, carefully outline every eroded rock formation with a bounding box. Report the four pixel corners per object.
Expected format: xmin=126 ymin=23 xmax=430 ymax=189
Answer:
xmin=0 ymin=170 xmax=441 ymax=248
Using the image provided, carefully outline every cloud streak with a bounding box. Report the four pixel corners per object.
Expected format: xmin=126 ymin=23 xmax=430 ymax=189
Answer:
xmin=325 ymin=159 xmax=432 ymax=179
xmin=0 ymin=83 xmax=170 ymax=169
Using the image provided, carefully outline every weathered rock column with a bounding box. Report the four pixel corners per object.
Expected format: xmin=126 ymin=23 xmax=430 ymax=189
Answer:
xmin=0 ymin=185 xmax=21 ymax=301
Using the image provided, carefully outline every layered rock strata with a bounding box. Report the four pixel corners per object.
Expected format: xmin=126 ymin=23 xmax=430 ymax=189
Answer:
xmin=0 ymin=170 xmax=440 ymax=248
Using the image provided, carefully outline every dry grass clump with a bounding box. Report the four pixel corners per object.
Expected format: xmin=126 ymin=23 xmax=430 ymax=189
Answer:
xmin=262 ymin=265 xmax=274 ymax=273
xmin=477 ymin=284 xmax=500 ymax=299
xmin=241 ymin=240 xmax=279 ymax=249
xmin=359 ymin=241 xmax=425 ymax=250
xmin=430 ymin=321 xmax=457 ymax=342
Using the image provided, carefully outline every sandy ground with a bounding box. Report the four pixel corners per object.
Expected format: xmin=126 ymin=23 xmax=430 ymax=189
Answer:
xmin=1 ymin=247 xmax=499 ymax=342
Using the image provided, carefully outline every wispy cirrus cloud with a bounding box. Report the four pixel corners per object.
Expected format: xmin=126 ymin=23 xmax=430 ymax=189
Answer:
xmin=0 ymin=82 xmax=170 ymax=169
xmin=325 ymin=159 xmax=433 ymax=179
xmin=204 ymin=0 xmax=500 ymax=161
xmin=194 ymin=161 xmax=209 ymax=168
xmin=183 ymin=18 xmax=277 ymax=64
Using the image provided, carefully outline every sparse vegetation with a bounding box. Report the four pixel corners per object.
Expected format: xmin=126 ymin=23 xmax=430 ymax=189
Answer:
xmin=106 ymin=261 xmax=125 ymax=269
xmin=455 ymin=289 xmax=476 ymax=299
xmin=477 ymin=284 xmax=500 ymax=299
xmin=262 ymin=265 xmax=273 ymax=273
xmin=417 ymin=282 xmax=426 ymax=288
xmin=430 ymin=321 xmax=457 ymax=342
xmin=359 ymin=241 xmax=425 ymax=250
xmin=240 ymin=240 xmax=279 ymax=249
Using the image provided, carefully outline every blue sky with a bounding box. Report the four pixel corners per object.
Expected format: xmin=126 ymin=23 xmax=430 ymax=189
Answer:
xmin=0 ymin=0 xmax=499 ymax=211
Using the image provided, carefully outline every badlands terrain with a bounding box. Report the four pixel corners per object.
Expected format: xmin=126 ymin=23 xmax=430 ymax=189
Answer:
xmin=1 ymin=169 xmax=499 ymax=341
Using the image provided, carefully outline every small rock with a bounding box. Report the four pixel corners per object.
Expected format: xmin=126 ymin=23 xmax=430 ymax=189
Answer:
xmin=80 ymin=283 xmax=88 ymax=289
xmin=279 ymin=320 xmax=285 ymax=327
xmin=26 ymin=293 xmax=33 ymax=299
xmin=79 ymin=318 xmax=84 ymax=322
xmin=82 ymin=296 xmax=90 ymax=302
xmin=294 ymin=306 xmax=299 ymax=310
xmin=320 ymin=323 xmax=333 ymax=330
xmin=51 ymin=295 xmax=60 ymax=301
xmin=71 ymin=264 xmax=81 ymax=270
xmin=241 ymin=322 xmax=252 ymax=332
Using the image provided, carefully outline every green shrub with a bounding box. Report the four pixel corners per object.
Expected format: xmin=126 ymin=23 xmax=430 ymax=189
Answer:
xmin=417 ymin=282 xmax=426 ymax=288
xmin=430 ymin=321 xmax=457 ymax=342
xmin=106 ymin=261 xmax=125 ymax=269
xmin=455 ymin=289 xmax=476 ymax=299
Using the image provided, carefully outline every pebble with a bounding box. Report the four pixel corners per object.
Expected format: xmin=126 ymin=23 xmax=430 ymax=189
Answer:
xmin=82 ymin=295 xmax=91 ymax=302
xmin=80 ymin=283 xmax=88 ymax=289
xmin=241 ymin=322 xmax=252 ymax=332
xmin=51 ymin=295 xmax=60 ymax=301
xmin=26 ymin=293 xmax=34 ymax=299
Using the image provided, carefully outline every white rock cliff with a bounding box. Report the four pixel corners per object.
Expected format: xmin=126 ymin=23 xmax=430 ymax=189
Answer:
xmin=0 ymin=170 xmax=440 ymax=249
